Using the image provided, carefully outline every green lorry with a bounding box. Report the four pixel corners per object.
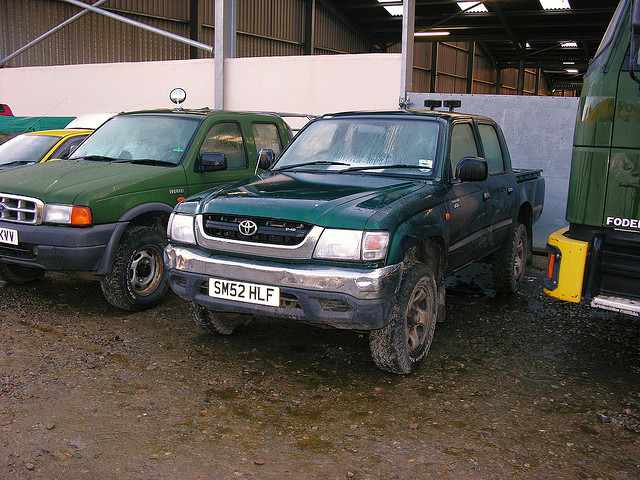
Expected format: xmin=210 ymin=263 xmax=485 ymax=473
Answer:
xmin=164 ymin=105 xmax=545 ymax=374
xmin=544 ymin=0 xmax=640 ymax=316
xmin=0 ymin=96 xmax=293 ymax=311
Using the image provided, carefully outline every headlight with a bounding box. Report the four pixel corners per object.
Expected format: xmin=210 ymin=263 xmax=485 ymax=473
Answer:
xmin=168 ymin=212 xmax=196 ymax=244
xmin=44 ymin=204 xmax=92 ymax=225
xmin=314 ymin=229 xmax=389 ymax=261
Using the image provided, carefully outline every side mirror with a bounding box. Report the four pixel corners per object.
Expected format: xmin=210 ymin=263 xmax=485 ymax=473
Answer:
xmin=456 ymin=157 xmax=488 ymax=182
xmin=257 ymin=149 xmax=275 ymax=171
xmin=196 ymin=152 xmax=227 ymax=173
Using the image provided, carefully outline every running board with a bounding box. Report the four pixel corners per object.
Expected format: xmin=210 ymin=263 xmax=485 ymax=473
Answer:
xmin=591 ymin=295 xmax=640 ymax=317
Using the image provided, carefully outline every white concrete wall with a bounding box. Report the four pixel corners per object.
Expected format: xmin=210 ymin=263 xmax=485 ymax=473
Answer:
xmin=0 ymin=54 xmax=402 ymax=116
xmin=0 ymin=55 xmax=575 ymax=251
xmin=408 ymin=93 xmax=579 ymax=251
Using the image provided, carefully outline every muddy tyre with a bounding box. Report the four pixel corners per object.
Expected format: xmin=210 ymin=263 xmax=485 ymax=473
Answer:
xmin=369 ymin=263 xmax=438 ymax=374
xmin=491 ymin=222 xmax=527 ymax=293
xmin=100 ymin=225 xmax=168 ymax=311
xmin=0 ymin=263 xmax=45 ymax=284
xmin=188 ymin=301 xmax=249 ymax=335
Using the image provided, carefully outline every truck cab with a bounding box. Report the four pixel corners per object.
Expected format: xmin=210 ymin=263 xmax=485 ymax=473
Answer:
xmin=544 ymin=0 xmax=640 ymax=316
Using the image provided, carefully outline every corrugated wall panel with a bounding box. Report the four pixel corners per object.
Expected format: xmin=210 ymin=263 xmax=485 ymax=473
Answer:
xmin=314 ymin=2 xmax=369 ymax=54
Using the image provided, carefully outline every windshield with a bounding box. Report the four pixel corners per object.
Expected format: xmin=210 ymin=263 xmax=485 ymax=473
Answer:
xmin=274 ymin=117 xmax=441 ymax=176
xmin=70 ymin=114 xmax=200 ymax=165
xmin=0 ymin=134 xmax=59 ymax=167
xmin=587 ymin=0 xmax=629 ymax=75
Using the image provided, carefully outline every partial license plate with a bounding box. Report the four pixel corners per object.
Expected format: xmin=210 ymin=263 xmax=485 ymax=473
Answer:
xmin=208 ymin=278 xmax=280 ymax=307
xmin=0 ymin=227 xmax=18 ymax=245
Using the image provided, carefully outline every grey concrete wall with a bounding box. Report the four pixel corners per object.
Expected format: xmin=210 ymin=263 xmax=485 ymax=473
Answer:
xmin=407 ymin=93 xmax=580 ymax=251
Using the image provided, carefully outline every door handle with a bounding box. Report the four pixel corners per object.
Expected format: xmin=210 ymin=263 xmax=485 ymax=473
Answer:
xmin=507 ymin=187 xmax=514 ymax=195
xmin=483 ymin=192 xmax=491 ymax=201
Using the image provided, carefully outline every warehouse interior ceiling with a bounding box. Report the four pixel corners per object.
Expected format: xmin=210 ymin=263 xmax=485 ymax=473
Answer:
xmin=332 ymin=0 xmax=620 ymax=90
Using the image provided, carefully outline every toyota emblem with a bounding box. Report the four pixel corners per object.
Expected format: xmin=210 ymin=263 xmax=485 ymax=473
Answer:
xmin=238 ymin=219 xmax=258 ymax=236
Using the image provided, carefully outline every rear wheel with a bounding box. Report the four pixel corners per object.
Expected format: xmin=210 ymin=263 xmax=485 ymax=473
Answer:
xmin=492 ymin=222 xmax=527 ymax=293
xmin=188 ymin=302 xmax=250 ymax=335
xmin=100 ymin=225 xmax=168 ymax=311
xmin=0 ymin=263 xmax=45 ymax=284
xmin=369 ymin=263 xmax=438 ymax=374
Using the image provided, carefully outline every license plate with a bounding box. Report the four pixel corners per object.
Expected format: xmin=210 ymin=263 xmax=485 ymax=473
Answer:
xmin=0 ymin=227 xmax=18 ymax=245
xmin=208 ymin=278 xmax=280 ymax=307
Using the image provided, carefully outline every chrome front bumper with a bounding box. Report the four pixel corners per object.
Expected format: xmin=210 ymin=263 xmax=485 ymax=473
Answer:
xmin=164 ymin=245 xmax=403 ymax=301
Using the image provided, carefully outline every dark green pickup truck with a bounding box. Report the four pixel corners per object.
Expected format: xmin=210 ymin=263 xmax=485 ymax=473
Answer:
xmin=164 ymin=106 xmax=545 ymax=374
xmin=0 ymin=104 xmax=292 ymax=311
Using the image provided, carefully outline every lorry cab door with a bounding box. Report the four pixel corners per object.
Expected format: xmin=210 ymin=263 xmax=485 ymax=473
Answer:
xmin=446 ymin=121 xmax=491 ymax=271
xmin=476 ymin=122 xmax=516 ymax=249
xmin=604 ymin=43 xmax=640 ymax=227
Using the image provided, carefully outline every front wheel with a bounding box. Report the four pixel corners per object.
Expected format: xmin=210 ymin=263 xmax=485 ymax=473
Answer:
xmin=0 ymin=263 xmax=45 ymax=284
xmin=188 ymin=302 xmax=250 ymax=335
xmin=100 ymin=225 xmax=168 ymax=311
xmin=491 ymin=222 xmax=527 ymax=293
xmin=369 ymin=263 xmax=438 ymax=374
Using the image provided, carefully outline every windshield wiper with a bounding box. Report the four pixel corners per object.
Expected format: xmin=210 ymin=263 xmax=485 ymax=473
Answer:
xmin=0 ymin=161 xmax=35 ymax=167
xmin=112 ymin=159 xmax=176 ymax=166
xmin=75 ymin=155 xmax=118 ymax=162
xmin=340 ymin=164 xmax=426 ymax=173
xmin=274 ymin=161 xmax=350 ymax=171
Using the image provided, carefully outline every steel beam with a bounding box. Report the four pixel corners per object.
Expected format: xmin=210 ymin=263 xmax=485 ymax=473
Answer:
xmin=214 ymin=0 xmax=237 ymax=110
xmin=1 ymin=0 xmax=109 ymax=67
xmin=400 ymin=0 xmax=415 ymax=109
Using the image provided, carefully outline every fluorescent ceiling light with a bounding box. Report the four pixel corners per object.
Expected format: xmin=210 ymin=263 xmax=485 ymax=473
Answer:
xmin=561 ymin=41 xmax=578 ymax=48
xmin=457 ymin=2 xmax=488 ymax=13
xmin=415 ymin=31 xmax=451 ymax=37
xmin=540 ymin=0 xmax=571 ymax=10
xmin=376 ymin=0 xmax=403 ymax=16
xmin=566 ymin=69 xmax=579 ymax=73
xmin=563 ymin=61 xmax=575 ymax=65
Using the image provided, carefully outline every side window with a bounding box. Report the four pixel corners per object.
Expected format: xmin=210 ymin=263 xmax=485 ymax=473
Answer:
xmin=252 ymin=123 xmax=282 ymax=156
xmin=49 ymin=135 xmax=88 ymax=160
xmin=478 ymin=124 xmax=505 ymax=174
xmin=200 ymin=122 xmax=247 ymax=170
xmin=449 ymin=123 xmax=478 ymax=178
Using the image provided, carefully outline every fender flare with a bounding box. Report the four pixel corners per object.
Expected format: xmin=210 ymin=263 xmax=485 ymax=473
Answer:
xmin=94 ymin=202 xmax=175 ymax=275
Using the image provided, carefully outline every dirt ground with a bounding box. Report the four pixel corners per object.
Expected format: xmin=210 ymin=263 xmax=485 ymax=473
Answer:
xmin=1 ymin=256 xmax=639 ymax=480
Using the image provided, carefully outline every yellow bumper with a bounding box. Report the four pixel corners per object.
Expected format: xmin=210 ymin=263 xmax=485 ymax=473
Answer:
xmin=543 ymin=227 xmax=589 ymax=303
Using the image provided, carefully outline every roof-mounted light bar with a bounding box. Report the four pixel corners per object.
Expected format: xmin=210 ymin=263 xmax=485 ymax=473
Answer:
xmin=424 ymin=100 xmax=442 ymax=110
xmin=444 ymin=100 xmax=462 ymax=112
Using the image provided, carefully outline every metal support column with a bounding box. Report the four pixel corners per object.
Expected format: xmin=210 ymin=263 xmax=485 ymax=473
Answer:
xmin=430 ymin=42 xmax=438 ymax=93
xmin=466 ymin=42 xmax=475 ymax=94
xmin=214 ymin=0 xmax=237 ymax=110
xmin=304 ymin=0 xmax=316 ymax=55
xmin=190 ymin=0 xmax=203 ymax=59
xmin=517 ymin=59 xmax=525 ymax=95
xmin=400 ymin=0 xmax=415 ymax=109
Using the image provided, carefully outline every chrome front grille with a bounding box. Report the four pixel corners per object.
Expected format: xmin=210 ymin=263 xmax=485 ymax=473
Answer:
xmin=202 ymin=214 xmax=312 ymax=246
xmin=0 ymin=193 xmax=43 ymax=224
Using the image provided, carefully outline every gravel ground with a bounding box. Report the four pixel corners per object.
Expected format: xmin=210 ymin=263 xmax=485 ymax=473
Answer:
xmin=1 ymin=256 xmax=639 ymax=479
